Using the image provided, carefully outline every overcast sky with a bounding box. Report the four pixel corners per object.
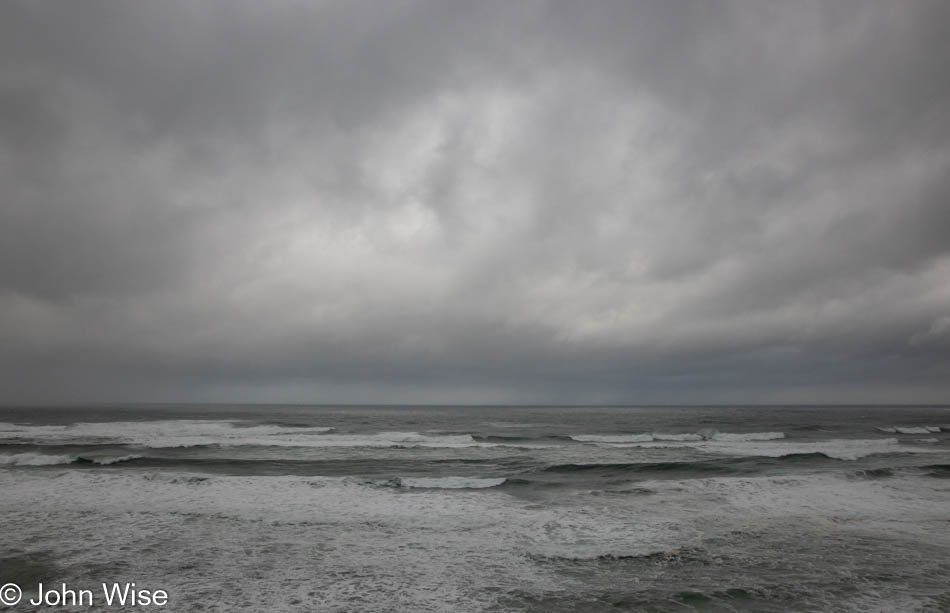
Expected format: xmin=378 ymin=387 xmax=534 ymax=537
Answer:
xmin=1 ymin=1 xmax=949 ymax=404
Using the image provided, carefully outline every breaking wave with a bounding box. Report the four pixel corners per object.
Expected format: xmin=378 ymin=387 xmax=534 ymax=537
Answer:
xmin=707 ymin=431 xmax=785 ymax=442
xmin=0 ymin=421 xmax=488 ymax=449
xmin=876 ymin=426 xmax=943 ymax=434
xmin=850 ymin=468 xmax=895 ymax=479
xmin=571 ymin=436 xmax=935 ymax=461
xmin=362 ymin=476 xmax=507 ymax=489
xmin=537 ymin=454 xmax=838 ymax=478
xmin=0 ymin=453 xmax=143 ymax=467
xmin=570 ymin=431 xmax=784 ymax=443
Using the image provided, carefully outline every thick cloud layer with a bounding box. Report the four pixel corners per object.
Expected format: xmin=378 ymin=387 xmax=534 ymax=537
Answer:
xmin=1 ymin=0 xmax=949 ymax=403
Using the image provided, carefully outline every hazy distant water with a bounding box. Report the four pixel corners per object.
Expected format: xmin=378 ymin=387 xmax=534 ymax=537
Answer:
xmin=1 ymin=405 xmax=949 ymax=612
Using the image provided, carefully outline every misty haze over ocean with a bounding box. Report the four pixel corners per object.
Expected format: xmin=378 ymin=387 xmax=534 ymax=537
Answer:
xmin=1 ymin=1 xmax=949 ymax=611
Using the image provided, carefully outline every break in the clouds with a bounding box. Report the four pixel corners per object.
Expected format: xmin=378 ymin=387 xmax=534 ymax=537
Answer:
xmin=1 ymin=0 xmax=949 ymax=404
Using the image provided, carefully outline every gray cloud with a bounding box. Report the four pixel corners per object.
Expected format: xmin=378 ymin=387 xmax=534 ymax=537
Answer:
xmin=1 ymin=0 xmax=949 ymax=404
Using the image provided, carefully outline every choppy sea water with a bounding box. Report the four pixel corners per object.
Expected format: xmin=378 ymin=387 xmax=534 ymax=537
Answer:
xmin=1 ymin=405 xmax=948 ymax=612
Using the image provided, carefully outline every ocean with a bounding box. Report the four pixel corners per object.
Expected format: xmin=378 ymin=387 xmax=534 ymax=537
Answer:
xmin=1 ymin=405 xmax=948 ymax=612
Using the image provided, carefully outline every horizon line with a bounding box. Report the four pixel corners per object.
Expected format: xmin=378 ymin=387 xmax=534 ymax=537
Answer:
xmin=1 ymin=401 xmax=948 ymax=409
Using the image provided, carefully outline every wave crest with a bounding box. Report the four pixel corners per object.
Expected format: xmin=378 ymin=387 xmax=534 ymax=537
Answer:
xmin=570 ymin=431 xmax=784 ymax=444
xmin=0 ymin=421 xmax=487 ymax=449
xmin=877 ymin=426 xmax=942 ymax=434
xmin=362 ymin=476 xmax=507 ymax=489
xmin=0 ymin=453 xmax=144 ymax=466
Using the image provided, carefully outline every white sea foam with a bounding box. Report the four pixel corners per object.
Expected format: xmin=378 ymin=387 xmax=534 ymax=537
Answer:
xmin=611 ymin=437 xmax=941 ymax=460
xmin=837 ymin=593 xmax=940 ymax=613
xmin=0 ymin=421 xmax=488 ymax=449
xmin=0 ymin=452 xmax=77 ymax=466
xmin=0 ymin=469 xmax=696 ymax=571
xmin=291 ymin=432 xmax=484 ymax=449
xmin=1 ymin=461 xmax=948 ymax=612
xmin=0 ymin=420 xmax=332 ymax=445
xmin=878 ymin=425 xmax=943 ymax=434
xmin=636 ymin=473 xmax=950 ymax=540
xmin=400 ymin=477 xmax=507 ymax=489
xmin=896 ymin=427 xmax=932 ymax=434
xmin=0 ymin=470 xmax=563 ymax=612
xmin=571 ymin=433 xmax=655 ymax=443
xmin=708 ymin=431 xmax=785 ymax=441
xmin=571 ymin=431 xmax=783 ymax=444
xmin=0 ymin=453 xmax=145 ymax=466
xmin=571 ymin=427 xmax=941 ymax=460
xmin=652 ymin=433 xmax=704 ymax=441
xmin=93 ymin=454 xmax=145 ymax=465
xmin=694 ymin=438 xmax=904 ymax=460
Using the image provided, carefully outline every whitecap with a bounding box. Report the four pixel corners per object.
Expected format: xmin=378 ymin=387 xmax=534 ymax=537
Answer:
xmin=607 ymin=437 xmax=942 ymax=460
xmin=399 ymin=477 xmax=507 ymax=489
xmin=571 ymin=431 xmax=784 ymax=444
xmin=0 ymin=453 xmax=75 ymax=466
xmin=652 ymin=433 xmax=704 ymax=442
xmin=570 ymin=433 xmax=655 ymax=443
xmin=879 ymin=426 xmax=942 ymax=435
xmin=91 ymin=454 xmax=144 ymax=465
xmin=0 ymin=421 xmax=483 ymax=449
xmin=708 ymin=431 xmax=785 ymax=442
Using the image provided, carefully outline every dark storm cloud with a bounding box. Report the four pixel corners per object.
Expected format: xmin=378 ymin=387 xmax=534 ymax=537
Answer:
xmin=1 ymin=0 xmax=949 ymax=403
